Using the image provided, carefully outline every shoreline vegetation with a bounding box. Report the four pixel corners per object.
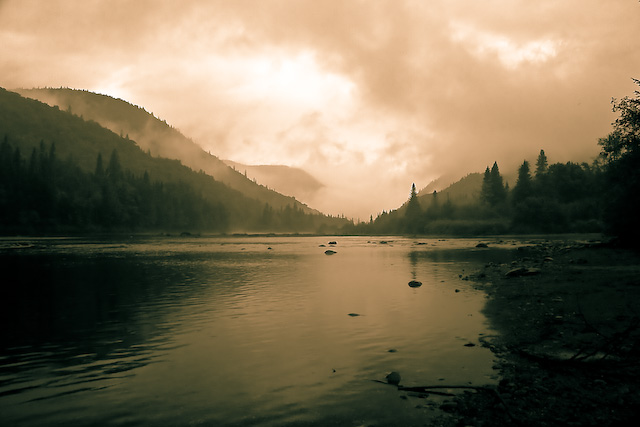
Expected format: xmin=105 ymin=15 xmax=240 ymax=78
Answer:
xmin=429 ymin=238 xmax=640 ymax=426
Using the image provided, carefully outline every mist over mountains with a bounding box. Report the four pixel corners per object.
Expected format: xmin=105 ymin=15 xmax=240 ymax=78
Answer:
xmin=16 ymin=88 xmax=322 ymax=214
xmin=0 ymin=87 xmax=348 ymax=234
xmin=222 ymin=160 xmax=324 ymax=203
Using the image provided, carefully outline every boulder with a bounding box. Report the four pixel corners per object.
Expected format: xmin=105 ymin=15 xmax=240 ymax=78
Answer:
xmin=325 ymin=250 xmax=337 ymax=255
xmin=386 ymin=371 xmax=401 ymax=385
xmin=476 ymin=243 xmax=489 ymax=248
xmin=408 ymin=280 xmax=422 ymax=288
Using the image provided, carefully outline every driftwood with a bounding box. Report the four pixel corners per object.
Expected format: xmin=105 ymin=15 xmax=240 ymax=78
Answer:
xmin=372 ymin=380 xmax=517 ymax=424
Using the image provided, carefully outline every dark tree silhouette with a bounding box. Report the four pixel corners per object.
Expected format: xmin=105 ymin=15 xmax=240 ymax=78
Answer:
xmin=598 ymin=78 xmax=640 ymax=244
xmin=404 ymin=183 xmax=423 ymax=234
xmin=535 ymin=149 xmax=548 ymax=178
xmin=512 ymin=160 xmax=533 ymax=204
xmin=481 ymin=162 xmax=507 ymax=207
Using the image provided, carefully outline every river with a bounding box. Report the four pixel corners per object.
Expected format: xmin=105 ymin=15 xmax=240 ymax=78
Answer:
xmin=0 ymin=236 xmax=519 ymax=426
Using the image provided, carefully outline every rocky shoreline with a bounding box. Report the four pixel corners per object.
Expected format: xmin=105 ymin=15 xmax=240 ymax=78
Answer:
xmin=438 ymin=239 xmax=640 ymax=426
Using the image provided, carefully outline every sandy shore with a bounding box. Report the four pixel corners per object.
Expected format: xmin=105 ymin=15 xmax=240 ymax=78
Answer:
xmin=436 ymin=239 xmax=640 ymax=426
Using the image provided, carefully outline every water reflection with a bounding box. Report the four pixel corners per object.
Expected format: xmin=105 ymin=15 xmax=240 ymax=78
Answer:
xmin=1 ymin=237 xmax=511 ymax=426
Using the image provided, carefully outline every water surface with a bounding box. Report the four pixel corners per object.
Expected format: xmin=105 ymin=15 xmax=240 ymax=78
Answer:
xmin=0 ymin=236 xmax=518 ymax=426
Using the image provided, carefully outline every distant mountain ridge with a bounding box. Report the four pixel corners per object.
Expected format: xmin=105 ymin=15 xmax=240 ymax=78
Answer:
xmin=223 ymin=160 xmax=324 ymax=202
xmin=16 ymin=88 xmax=318 ymax=214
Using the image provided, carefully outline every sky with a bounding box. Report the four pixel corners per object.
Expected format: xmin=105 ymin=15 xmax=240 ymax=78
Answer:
xmin=1 ymin=0 xmax=639 ymax=219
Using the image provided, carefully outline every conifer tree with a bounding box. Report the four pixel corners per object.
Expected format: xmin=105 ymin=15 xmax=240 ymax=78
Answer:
xmin=404 ymin=183 xmax=422 ymax=233
xmin=481 ymin=162 xmax=506 ymax=206
xmin=535 ymin=149 xmax=548 ymax=177
xmin=512 ymin=160 xmax=533 ymax=204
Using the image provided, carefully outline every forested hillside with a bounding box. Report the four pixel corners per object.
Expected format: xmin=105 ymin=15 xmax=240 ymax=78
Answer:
xmin=0 ymin=88 xmax=347 ymax=234
xmin=16 ymin=88 xmax=318 ymax=213
xmin=345 ymin=149 xmax=605 ymax=235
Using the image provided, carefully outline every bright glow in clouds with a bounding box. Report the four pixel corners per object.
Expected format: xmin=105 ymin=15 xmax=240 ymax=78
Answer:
xmin=451 ymin=22 xmax=559 ymax=69
xmin=234 ymin=51 xmax=355 ymax=107
xmin=1 ymin=0 xmax=640 ymax=218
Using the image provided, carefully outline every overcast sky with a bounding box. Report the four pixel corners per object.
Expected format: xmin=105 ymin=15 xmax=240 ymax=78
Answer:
xmin=2 ymin=0 xmax=639 ymax=218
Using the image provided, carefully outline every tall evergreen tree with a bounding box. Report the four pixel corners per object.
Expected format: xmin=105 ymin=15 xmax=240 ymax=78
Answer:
xmin=535 ymin=149 xmax=548 ymax=177
xmin=404 ymin=183 xmax=422 ymax=234
xmin=490 ymin=162 xmax=506 ymax=204
xmin=512 ymin=160 xmax=533 ymax=204
xmin=481 ymin=166 xmax=492 ymax=204
xmin=481 ymin=162 xmax=506 ymax=206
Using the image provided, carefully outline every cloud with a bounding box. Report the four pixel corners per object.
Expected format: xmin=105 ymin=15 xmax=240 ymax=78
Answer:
xmin=1 ymin=0 xmax=640 ymax=218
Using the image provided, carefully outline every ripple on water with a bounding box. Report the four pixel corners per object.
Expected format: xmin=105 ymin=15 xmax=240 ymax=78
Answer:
xmin=0 ymin=236 xmax=511 ymax=426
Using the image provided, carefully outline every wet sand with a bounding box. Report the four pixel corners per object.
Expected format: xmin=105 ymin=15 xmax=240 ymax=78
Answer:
xmin=439 ymin=239 xmax=640 ymax=426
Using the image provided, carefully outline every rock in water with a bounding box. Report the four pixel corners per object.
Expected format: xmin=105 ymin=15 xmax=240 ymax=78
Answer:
xmin=476 ymin=243 xmax=489 ymax=248
xmin=328 ymin=241 xmax=337 ymax=245
xmin=325 ymin=250 xmax=337 ymax=255
xmin=347 ymin=313 xmax=360 ymax=317
xmin=408 ymin=280 xmax=422 ymax=288
xmin=386 ymin=371 xmax=401 ymax=385
xmin=505 ymin=267 xmax=541 ymax=277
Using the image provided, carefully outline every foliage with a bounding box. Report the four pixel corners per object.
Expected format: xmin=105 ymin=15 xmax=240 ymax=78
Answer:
xmin=511 ymin=160 xmax=533 ymax=204
xmin=0 ymin=138 xmax=228 ymax=233
xmin=598 ymin=78 xmax=640 ymax=243
xmin=481 ymin=162 xmax=507 ymax=207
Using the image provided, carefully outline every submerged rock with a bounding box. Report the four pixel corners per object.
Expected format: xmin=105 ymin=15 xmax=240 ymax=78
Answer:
xmin=328 ymin=241 xmax=337 ymax=245
xmin=476 ymin=243 xmax=489 ymax=248
xmin=408 ymin=280 xmax=422 ymax=288
xmin=347 ymin=313 xmax=360 ymax=317
xmin=325 ymin=250 xmax=337 ymax=255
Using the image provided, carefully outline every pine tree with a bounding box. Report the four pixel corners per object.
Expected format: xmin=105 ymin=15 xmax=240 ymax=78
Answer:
xmin=481 ymin=162 xmax=506 ymax=206
xmin=481 ymin=166 xmax=492 ymax=204
xmin=490 ymin=162 xmax=506 ymax=204
xmin=512 ymin=160 xmax=533 ymax=204
xmin=404 ymin=183 xmax=422 ymax=234
xmin=535 ymin=149 xmax=548 ymax=178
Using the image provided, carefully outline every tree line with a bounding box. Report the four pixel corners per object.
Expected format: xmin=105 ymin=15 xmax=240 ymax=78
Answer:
xmin=345 ymin=150 xmax=605 ymax=236
xmin=0 ymin=137 xmax=229 ymax=234
xmin=0 ymin=136 xmax=348 ymax=235
xmin=346 ymin=79 xmax=640 ymax=240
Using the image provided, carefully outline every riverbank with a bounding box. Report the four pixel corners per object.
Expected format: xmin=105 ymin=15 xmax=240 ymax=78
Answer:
xmin=439 ymin=238 xmax=640 ymax=426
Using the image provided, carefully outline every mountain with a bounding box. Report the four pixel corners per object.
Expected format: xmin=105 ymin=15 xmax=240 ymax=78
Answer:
xmin=15 ymin=88 xmax=318 ymax=214
xmin=417 ymin=172 xmax=484 ymax=207
xmin=0 ymin=87 xmax=347 ymax=233
xmin=223 ymin=160 xmax=324 ymax=202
